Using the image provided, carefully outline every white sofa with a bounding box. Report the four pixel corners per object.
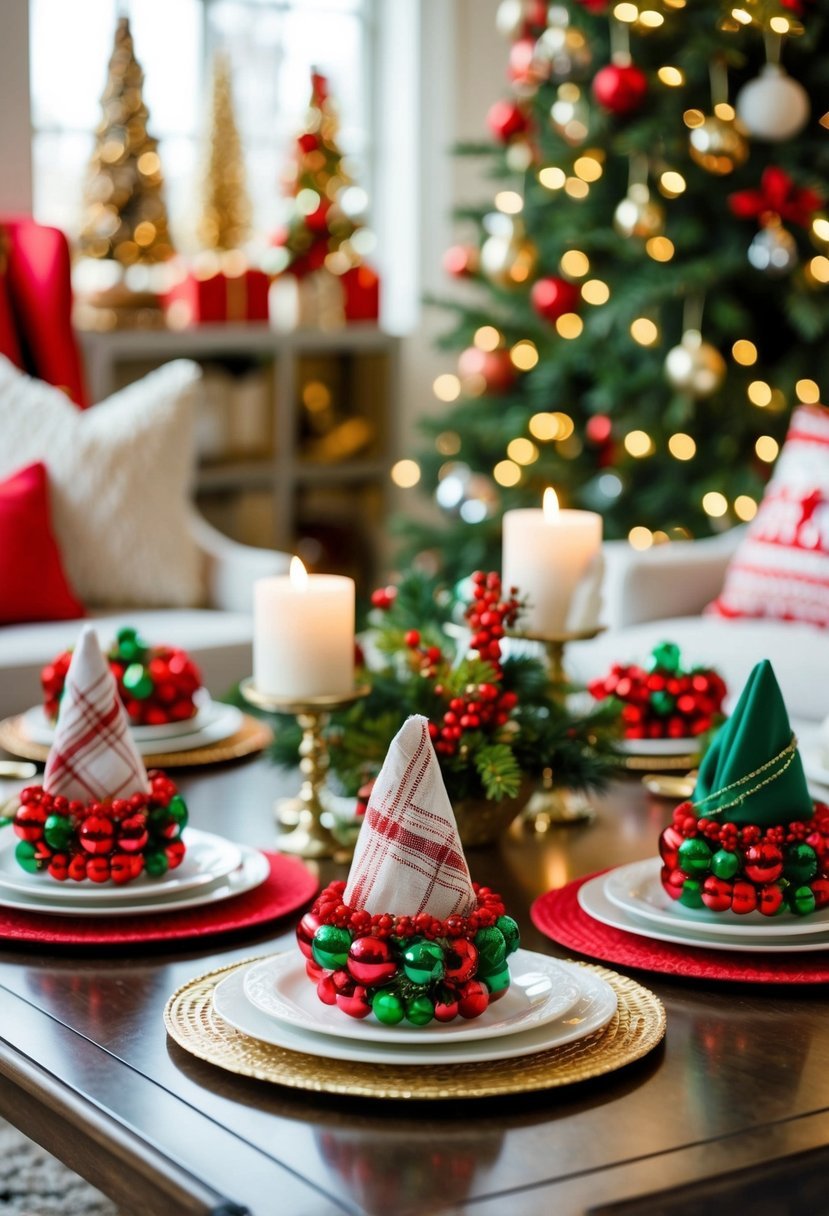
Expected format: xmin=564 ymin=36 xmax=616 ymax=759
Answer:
xmin=0 ymin=513 xmax=289 ymax=719
xmin=568 ymin=529 xmax=829 ymax=725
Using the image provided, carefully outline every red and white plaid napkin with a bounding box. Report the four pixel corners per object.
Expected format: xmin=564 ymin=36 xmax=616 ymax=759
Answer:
xmin=43 ymin=625 xmax=148 ymax=802
xmin=344 ymin=715 xmax=476 ymax=919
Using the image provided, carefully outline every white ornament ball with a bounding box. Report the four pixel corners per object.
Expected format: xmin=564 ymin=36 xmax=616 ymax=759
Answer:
xmin=736 ymin=64 xmax=810 ymax=142
xmin=748 ymin=224 xmax=799 ymax=277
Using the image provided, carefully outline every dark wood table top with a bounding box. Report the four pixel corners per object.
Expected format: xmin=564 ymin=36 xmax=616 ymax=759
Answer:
xmin=1 ymin=755 xmax=828 ymax=1216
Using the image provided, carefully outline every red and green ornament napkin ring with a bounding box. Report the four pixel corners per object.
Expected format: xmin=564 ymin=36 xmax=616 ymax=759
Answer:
xmin=588 ymin=641 xmax=727 ymax=740
xmin=659 ymin=795 xmax=829 ymax=917
xmin=10 ymin=770 xmax=189 ymax=884
xmin=296 ymin=879 xmax=520 ymax=1026
xmin=41 ymin=626 xmax=203 ymax=728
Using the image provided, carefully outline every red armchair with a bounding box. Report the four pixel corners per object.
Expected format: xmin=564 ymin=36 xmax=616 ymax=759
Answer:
xmin=0 ymin=215 xmax=88 ymax=408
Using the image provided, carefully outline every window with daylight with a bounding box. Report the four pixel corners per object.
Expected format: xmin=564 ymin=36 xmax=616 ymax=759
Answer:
xmin=29 ymin=0 xmax=375 ymax=253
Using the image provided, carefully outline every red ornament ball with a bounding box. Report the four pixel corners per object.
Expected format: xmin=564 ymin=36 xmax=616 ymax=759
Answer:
xmin=457 ymin=979 xmax=490 ymax=1019
xmin=530 ymin=276 xmax=581 ymax=324
xmin=575 ymin=0 xmax=610 ymax=9
xmin=592 ymin=62 xmax=648 ymax=116
xmin=347 ymin=935 xmax=398 ymax=985
xmin=444 ymin=938 xmax=479 ymax=983
xmin=457 ymin=346 xmax=516 ymax=395
xmin=486 ymin=99 xmax=529 ymax=143
xmin=442 ymin=244 xmax=479 ymax=278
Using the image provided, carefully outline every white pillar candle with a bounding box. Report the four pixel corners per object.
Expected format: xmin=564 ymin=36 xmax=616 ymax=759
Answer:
xmin=502 ymin=488 xmax=603 ymax=634
xmin=253 ymin=558 xmax=355 ymax=698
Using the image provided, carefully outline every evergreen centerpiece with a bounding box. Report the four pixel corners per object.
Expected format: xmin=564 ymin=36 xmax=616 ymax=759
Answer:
xmin=269 ymin=570 xmax=619 ymax=826
xmin=396 ymin=1 xmax=829 ymax=580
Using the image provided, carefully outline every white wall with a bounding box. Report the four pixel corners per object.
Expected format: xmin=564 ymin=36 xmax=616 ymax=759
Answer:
xmin=389 ymin=0 xmax=504 ymax=522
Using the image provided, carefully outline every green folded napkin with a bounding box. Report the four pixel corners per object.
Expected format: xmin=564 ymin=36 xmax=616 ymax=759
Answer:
xmin=692 ymin=659 xmax=812 ymax=826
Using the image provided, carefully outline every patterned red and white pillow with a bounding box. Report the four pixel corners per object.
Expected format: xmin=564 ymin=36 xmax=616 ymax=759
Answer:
xmin=707 ymin=404 xmax=829 ymax=627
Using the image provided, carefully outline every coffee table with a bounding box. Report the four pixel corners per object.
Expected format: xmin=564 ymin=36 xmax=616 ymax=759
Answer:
xmin=1 ymin=755 xmax=829 ymax=1216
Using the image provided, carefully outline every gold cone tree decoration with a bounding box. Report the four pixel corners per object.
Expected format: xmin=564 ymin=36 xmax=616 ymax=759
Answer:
xmin=78 ymin=16 xmax=174 ymax=266
xmin=197 ymin=52 xmax=251 ymax=253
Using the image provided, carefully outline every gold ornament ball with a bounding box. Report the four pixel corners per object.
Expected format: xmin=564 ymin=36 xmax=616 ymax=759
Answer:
xmin=688 ymin=116 xmax=749 ymax=176
xmin=665 ymin=330 xmax=726 ymax=398
xmin=614 ymin=187 xmax=665 ymax=240
xmin=480 ymin=233 xmax=538 ymax=289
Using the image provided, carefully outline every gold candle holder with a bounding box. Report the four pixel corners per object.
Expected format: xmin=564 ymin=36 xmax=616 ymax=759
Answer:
xmin=509 ymin=625 xmax=605 ymax=828
xmin=240 ymin=679 xmax=370 ymax=860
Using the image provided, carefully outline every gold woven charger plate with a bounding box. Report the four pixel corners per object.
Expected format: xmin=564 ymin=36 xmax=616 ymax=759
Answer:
xmin=164 ymin=957 xmax=666 ymax=1100
xmin=623 ymin=751 xmax=698 ymax=773
xmin=0 ymin=713 xmax=272 ymax=768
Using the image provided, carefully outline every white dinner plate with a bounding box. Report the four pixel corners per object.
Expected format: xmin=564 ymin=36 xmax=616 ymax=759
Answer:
xmin=603 ymin=858 xmax=829 ymax=939
xmin=618 ymin=737 xmax=700 ymax=757
xmin=20 ymin=699 xmax=243 ymax=756
xmin=242 ymin=949 xmax=581 ymax=1045
xmin=578 ymin=870 xmax=829 ymax=954
xmin=0 ymin=843 xmax=269 ymax=918
xmin=0 ymin=827 xmax=241 ymax=903
xmin=217 ymin=954 xmax=616 ymax=1065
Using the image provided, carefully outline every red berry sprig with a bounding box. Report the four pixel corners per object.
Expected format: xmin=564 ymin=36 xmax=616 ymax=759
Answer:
xmin=430 ymin=572 xmax=521 ymax=757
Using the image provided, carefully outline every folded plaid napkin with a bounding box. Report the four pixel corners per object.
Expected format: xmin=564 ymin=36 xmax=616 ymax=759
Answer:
xmin=344 ymin=715 xmax=476 ymax=919
xmin=43 ymin=625 xmax=148 ymax=802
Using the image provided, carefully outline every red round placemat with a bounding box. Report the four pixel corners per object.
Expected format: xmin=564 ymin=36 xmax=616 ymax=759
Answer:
xmin=0 ymin=852 xmax=317 ymax=947
xmin=531 ymin=872 xmax=829 ymax=984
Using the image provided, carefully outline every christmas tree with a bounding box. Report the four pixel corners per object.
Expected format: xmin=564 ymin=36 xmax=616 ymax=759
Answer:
xmin=78 ymin=16 xmax=174 ymax=266
xmin=398 ymin=0 xmax=829 ymax=579
xmin=269 ymin=70 xmax=370 ymax=279
xmin=197 ymin=52 xmax=251 ymax=253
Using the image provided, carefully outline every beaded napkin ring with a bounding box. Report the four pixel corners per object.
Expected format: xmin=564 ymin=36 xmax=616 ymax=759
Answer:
xmin=296 ymin=879 xmax=521 ymax=1025
xmin=11 ymin=770 xmax=188 ymax=884
xmin=659 ymin=740 xmax=829 ymax=917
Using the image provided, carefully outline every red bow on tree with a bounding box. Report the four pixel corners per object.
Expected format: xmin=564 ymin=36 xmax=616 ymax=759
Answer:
xmin=729 ymin=167 xmax=822 ymax=228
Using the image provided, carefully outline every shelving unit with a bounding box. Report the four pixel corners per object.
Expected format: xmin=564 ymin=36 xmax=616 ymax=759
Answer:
xmin=80 ymin=324 xmax=398 ymax=591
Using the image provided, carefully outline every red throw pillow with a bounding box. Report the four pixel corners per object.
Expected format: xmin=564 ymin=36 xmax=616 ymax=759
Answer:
xmin=707 ymin=404 xmax=829 ymax=627
xmin=0 ymin=462 xmax=84 ymax=623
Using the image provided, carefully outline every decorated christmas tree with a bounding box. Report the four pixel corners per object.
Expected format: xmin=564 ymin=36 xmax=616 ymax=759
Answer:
xmin=197 ymin=52 xmax=251 ymax=253
xmin=78 ymin=16 xmax=174 ymax=266
xmin=270 ymin=70 xmax=366 ymax=278
xmin=398 ymin=0 xmax=829 ymax=579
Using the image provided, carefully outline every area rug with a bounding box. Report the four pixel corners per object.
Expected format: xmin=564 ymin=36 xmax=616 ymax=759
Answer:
xmin=0 ymin=1119 xmax=118 ymax=1215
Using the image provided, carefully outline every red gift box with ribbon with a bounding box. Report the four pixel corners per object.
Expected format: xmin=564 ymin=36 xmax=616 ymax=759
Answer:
xmin=164 ymin=264 xmax=270 ymax=327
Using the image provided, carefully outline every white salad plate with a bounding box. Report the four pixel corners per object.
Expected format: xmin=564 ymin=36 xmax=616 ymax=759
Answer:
xmin=0 ymin=841 xmax=269 ymax=918
xmin=603 ymin=858 xmax=829 ymax=939
xmin=21 ymin=699 xmax=243 ymax=756
xmin=0 ymin=827 xmax=242 ymax=904
xmin=618 ymin=737 xmax=699 ymax=757
xmin=242 ymin=949 xmax=582 ymax=1046
xmin=578 ymin=868 xmax=829 ymax=954
xmin=216 ymin=954 xmax=617 ymax=1065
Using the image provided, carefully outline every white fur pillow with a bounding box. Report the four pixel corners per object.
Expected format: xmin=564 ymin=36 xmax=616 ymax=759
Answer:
xmin=0 ymin=357 xmax=203 ymax=608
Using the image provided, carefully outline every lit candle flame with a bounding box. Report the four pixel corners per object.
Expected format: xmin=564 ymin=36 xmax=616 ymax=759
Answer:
xmin=289 ymin=556 xmax=309 ymax=589
xmin=543 ymin=487 xmax=559 ymax=520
